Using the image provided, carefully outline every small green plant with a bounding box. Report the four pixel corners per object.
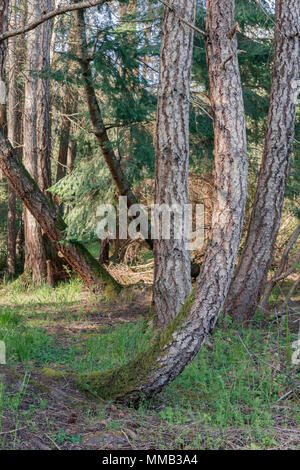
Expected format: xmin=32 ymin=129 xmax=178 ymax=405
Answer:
xmin=56 ymin=429 xmax=69 ymax=445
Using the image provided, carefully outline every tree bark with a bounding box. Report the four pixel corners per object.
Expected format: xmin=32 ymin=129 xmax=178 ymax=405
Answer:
xmin=23 ymin=0 xmax=64 ymax=283
xmin=3 ymin=0 xmax=17 ymax=276
xmin=75 ymin=8 xmax=153 ymax=250
xmin=0 ymin=2 xmax=120 ymax=292
xmin=152 ymin=0 xmax=195 ymax=326
xmin=56 ymin=24 xmax=78 ymax=183
xmin=0 ymin=128 xmax=121 ymax=293
xmin=224 ymin=0 xmax=300 ymax=323
xmin=56 ymin=111 xmax=72 ymax=182
xmin=0 ymin=0 xmax=8 ymax=132
xmin=76 ymin=0 xmax=248 ymax=401
xmin=67 ymin=138 xmax=77 ymax=174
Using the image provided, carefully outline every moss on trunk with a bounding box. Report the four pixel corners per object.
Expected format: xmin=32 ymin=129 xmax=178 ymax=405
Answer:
xmin=76 ymin=287 xmax=196 ymax=401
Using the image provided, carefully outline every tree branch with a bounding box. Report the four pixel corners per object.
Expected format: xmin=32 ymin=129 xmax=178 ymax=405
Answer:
xmin=0 ymin=0 xmax=112 ymax=43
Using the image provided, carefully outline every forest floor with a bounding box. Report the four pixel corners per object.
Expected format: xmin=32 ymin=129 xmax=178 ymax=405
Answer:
xmin=0 ymin=267 xmax=299 ymax=451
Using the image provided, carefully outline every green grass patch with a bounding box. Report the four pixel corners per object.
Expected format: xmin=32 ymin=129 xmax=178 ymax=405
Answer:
xmin=0 ymin=280 xmax=299 ymax=449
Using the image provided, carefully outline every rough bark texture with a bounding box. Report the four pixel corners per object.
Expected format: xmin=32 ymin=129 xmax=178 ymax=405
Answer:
xmin=99 ymin=237 xmax=110 ymax=265
xmin=67 ymin=138 xmax=77 ymax=174
xmin=75 ymin=8 xmax=153 ymax=250
xmin=224 ymin=0 xmax=300 ymax=323
xmin=260 ymin=223 xmax=300 ymax=312
xmin=56 ymin=26 xmax=78 ymax=183
xmin=0 ymin=0 xmax=8 ymax=132
xmin=152 ymin=0 xmax=195 ymax=326
xmin=23 ymin=0 xmax=47 ymax=283
xmin=0 ymin=0 xmax=112 ymax=43
xmin=3 ymin=0 xmax=17 ymax=276
xmin=76 ymin=0 xmax=248 ymax=401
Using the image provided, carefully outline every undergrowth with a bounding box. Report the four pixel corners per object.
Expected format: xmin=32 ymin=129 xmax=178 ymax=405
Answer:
xmin=0 ymin=278 xmax=299 ymax=449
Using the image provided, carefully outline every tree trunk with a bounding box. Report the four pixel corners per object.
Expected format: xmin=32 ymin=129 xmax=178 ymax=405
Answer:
xmin=76 ymin=0 xmax=248 ymax=401
xmin=23 ymin=0 xmax=65 ymax=284
xmin=23 ymin=0 xmax=47 ymax=283
xmin=75 ymin=8 xmax=153 ymax=250
xmin=152 ymin=0 xmax=195 ymax=326
xmin=99 ymin=236 xmax=110 ymax=265
xmin=224 ymin=0 xmax=300 ymax=323
xmin=0 ymin=0 xmax=8 ymax=133
xmin=36 ymin=0 xmax=52 ymax=196
xmin=0 ymin=128 xmax=122 ymax=293
xmin=5 ymin=0 xmax=17 ymax=276
xmin=56 ymin=24 xmax=78 ymax=183
xmin=56 ymin=112 xmax=72 ymax=182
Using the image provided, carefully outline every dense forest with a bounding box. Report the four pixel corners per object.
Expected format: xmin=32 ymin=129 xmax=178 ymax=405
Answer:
xmin=0 ymin=0 xmax=299 ymax=453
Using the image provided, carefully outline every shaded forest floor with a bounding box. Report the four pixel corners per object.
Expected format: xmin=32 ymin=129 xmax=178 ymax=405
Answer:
xmin=0 ymin=273 xmax=299 ymax=450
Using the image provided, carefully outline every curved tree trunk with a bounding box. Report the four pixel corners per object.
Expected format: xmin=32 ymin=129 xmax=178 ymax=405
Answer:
xmin=75 ymin=8 xmax=153 ymax=250
xmin=224 ymin=0 xmax=300 ymax=323
xmin=152 ymin=0 xmax=195 ymax=326
xmin=0 ymin=128 xmax=121 ymax=293
xmin=76 ymin=0 xmax=248 ymax=401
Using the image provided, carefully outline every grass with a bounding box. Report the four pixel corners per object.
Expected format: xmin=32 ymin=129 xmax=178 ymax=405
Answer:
xmin=0 ymin=278 xmax=299 ymax=449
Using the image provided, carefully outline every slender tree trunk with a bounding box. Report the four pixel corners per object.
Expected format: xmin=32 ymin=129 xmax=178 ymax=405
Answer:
xmin=75 ymin=8 xmax=153 ymax=250
xmin=152 ymin=0 xmax=195 ymax=326
xmin=23 ymin=0 xmax=47 ymax=283
xmin=224 ymin=0 xmax=300 ymax=323
xmin=23 ymin=0 xmax=64 ymax=283
xmin=56 ymin=112 xmax=72 ymax=182
xmin=5 ymin=0 xmax=17 ymax=276
xmin=36 ymin=0 xmax=52 ymax=196
xmin=67 ymin=138 xmax=77 ymax=174
xmin=76 ymin=0 xmax=248 ymax=401
xmin=0 ymin=0 xmax=8 ymax=132
xmin=7 ymin=184 xmax=16 ymax=275
xmin=99 ymin=236 xmax=110 ymax=265
xmin=0 ymin=128 xmax=122 ymax=293
xmin=56 ymin=24 xmax=78 ymax=183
